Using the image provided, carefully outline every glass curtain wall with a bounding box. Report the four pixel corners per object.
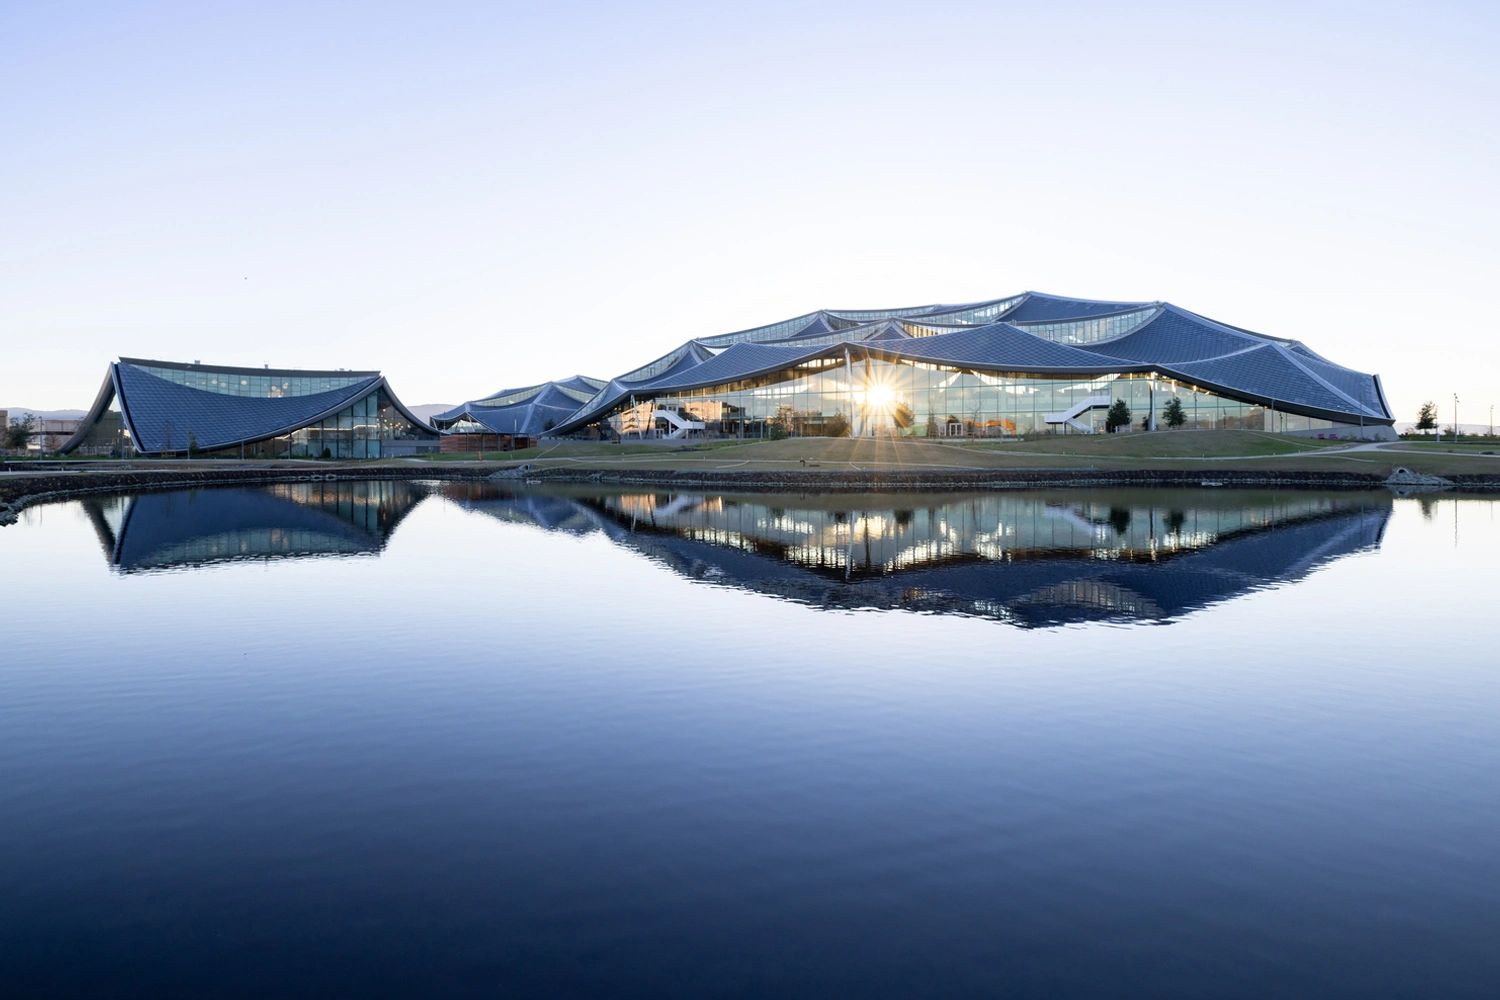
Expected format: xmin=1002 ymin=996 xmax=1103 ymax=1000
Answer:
xmin=605 ymin=358 xmax=1345 ymax=439
xmin=134 ymin=365 xmax=368 ymax=398
xmin=217 ymin=389 xmax=429 ymax=458
xmin=68 ymin=400 xmax=135 ymax=457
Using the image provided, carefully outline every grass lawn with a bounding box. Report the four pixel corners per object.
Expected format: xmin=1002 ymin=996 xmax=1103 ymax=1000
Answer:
xmin=397 ymin=430 xmax=1500 ymax=477
xmin=19 ymin=430 xmax=1500 ymax=480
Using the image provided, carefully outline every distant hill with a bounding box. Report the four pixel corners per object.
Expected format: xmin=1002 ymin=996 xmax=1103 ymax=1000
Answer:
xmin=0 ymin=408 xmax=86 ymax=421
xmin=407 ymin=403 xmax=456 ymax=422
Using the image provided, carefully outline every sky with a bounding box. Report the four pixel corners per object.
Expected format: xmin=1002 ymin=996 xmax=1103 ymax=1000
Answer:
xmin=2 ymin=1 xmax=1496 ymax=427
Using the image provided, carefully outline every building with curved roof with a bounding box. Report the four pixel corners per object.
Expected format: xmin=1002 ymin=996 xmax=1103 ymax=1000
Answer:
xmin=549 ymin=291 xmax=1393 ymax=440
xmin=60 ymin=358 xmax=441 ymax=458
xmin=431 ymin=375 xmax=606 ymax=438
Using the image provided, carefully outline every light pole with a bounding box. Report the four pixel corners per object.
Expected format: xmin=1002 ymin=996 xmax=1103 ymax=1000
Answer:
xmin=1453 ymin=393 xmax=1459 ymax=443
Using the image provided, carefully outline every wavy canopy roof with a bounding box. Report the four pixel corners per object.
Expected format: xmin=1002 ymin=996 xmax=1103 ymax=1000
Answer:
xmin=553 ymin=291 xmax=1390 ymax=432
xmin=60 ymin=359 xmax=437 ymax=455
xmin=432 ymin=375 xmax=607 ymax=436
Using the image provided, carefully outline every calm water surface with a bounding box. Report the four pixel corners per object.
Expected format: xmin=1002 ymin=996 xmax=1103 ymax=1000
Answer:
xmin=2 ymin=482 xmax=1497 ymax=998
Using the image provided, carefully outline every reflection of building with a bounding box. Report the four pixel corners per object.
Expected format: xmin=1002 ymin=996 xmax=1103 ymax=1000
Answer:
xmin=445 ymin=485 xmax=1391 ymax=627
xmin=431 ymin=376 xmax=608 ymax=450
xmin=60 ymin=358 xmax=441 ymax=458
xmin=82 ymin=481 xmax=429 ymax=571
xmin=437 ymin=482 xmax=604 ymax=534
xmin=535 ymin=292 xmax=1393 ymax=440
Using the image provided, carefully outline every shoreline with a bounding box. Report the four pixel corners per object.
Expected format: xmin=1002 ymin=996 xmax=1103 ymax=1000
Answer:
xmin=5 ymin=463 xmax=1499 ymax=525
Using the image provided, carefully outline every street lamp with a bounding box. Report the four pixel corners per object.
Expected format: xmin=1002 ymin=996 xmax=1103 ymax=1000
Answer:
xmin=1453 ymin=393 xmax=1459 ymax=443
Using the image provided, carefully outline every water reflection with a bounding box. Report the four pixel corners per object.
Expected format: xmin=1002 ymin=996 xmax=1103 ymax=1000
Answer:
xmin=442 ymin=484 xmax=1392 ymax=626
xmin=83 ymin=481 xmax=430 ymax=572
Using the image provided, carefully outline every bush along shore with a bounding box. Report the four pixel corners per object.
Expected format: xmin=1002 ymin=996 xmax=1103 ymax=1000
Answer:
xmin=5 ymin=462 xmax=1500 ymax=525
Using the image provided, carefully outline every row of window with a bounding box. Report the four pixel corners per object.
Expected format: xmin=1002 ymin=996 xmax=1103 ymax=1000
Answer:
xmin=473 ymin=385 xmax=546 ymax=408
xmin=606 ymin=359 xmax=1356 ymax=438
xmin=221 ymin=390 xmax=431 ymax=458
xmin=1015 ymin=306 xmax=1160 ymax=345
xmin=134 ymin=365 xmax=369 ymax=398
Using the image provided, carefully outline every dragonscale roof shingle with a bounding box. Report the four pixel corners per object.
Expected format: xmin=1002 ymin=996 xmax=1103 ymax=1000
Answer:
xmin=116 ymin=363 xmax=381 ymax=453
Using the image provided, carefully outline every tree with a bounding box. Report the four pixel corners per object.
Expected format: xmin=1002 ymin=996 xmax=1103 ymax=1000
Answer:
xmin=5 ymin=412 xmax=36 ymax=451
xmin=1416 ymin=401 xmax=1438 ymax=435
xmin=1163 ymin=396 xmax=1187 ymax=429
xmin=826 ymin=411 xmax=850 ymax=438
xmin=543 ymin=418 xmax=555 ymax=431
xmin=1105 ymin=399 xmax=1131 ymax=433
xmin=892 ymin=401 xmax=915 ymax=431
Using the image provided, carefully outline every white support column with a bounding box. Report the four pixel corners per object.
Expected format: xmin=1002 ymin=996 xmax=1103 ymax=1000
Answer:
xmin=845 ymin=347 xmax=857 ymax=438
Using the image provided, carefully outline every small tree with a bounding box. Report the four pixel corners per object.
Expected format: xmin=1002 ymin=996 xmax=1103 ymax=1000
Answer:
xmin=1415 ymin=401 xmax=1438 ymax=435
xmin=892 ymin=401 xmax=915 ymax=431
xmin=1163 ymin=396 xmax=1186 ymax=429
xmin=1105 ymin=399 xmax=1131 ymax=433
xmin=187 ymin=430 xmax=200 ymax=459
xmin=543 ymin=418 xmax=555 ymax=431
xmin=826 ymin=411 xmax=850 ymax=438
xmin=5 ymin=412 xmax=36 ymax=451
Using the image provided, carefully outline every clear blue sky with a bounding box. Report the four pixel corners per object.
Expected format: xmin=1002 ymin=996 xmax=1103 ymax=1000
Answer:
xmin=2 ymin=1 xmax=1496 ymax=426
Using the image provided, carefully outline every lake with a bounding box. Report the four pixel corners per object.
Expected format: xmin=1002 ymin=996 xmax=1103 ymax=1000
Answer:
xmin=2 ymin=481 xmax=1497 ymax=998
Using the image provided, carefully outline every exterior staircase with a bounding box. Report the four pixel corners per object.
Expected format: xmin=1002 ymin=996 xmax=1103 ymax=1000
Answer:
xmin=652 ymin=409 xmax=707 ymax=440
xmin=1043 ymin=395 xmax=1111 ymax=434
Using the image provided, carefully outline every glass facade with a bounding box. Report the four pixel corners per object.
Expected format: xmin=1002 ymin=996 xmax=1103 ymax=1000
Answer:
xmin=1014 ymin=306 xmax=1160 ymax=345
xmin=698 ymin=313 xmax=824 ymax=348
xmin=68 ymin=398 xmax=134 ymax=457
xmin=474 ymin=386 xmax=545 ymax=407
xmin=619 ymin=346 xmax=697 ymax=383
xmin=604 ymin=357 xmax=1352 ymax=438
xmin=912 ymin=295 xmax=1028 ymax=326
xmin=210 ymin=388 xmax=432 ymax=459
xmin=133 ymin=364 xmax=370 ymax=398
